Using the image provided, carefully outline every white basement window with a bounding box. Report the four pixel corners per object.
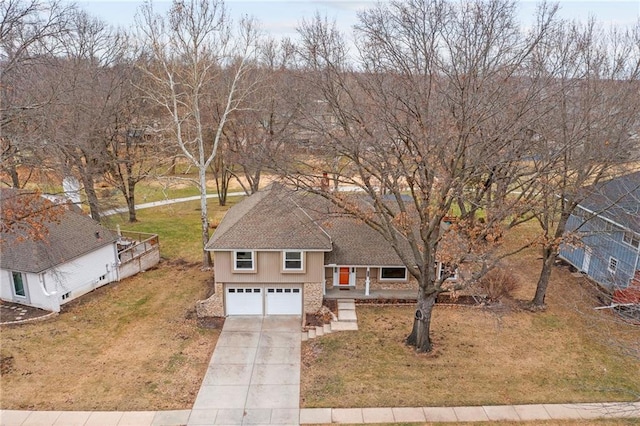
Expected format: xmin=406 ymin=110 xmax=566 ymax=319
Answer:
xmin=283 ymin=251 xmax=303 ymax=270
xmin=608 ymin=257 xmax=618 ymax=274
xmin=234 ymin=251 xmax=254 ymax=270
xmin=380 ymin=267 xmax=407 ymax=280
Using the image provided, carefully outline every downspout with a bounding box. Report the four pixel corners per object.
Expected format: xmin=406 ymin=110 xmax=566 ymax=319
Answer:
xmin=365 ymin=267 xmax=370 ymax=296
xmin=322 ymin=263 xmax=326 ymax=296
xmin=113 ymin=242 xmax=121 ymax=281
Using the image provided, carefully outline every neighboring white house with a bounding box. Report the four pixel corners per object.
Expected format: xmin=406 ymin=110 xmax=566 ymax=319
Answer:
xmin=0 ymin=188 xmax=159 ymax=312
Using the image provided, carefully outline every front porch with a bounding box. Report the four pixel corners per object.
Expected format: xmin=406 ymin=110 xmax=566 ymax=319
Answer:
xmin=324 ymin=287 xmax=417 ymax=301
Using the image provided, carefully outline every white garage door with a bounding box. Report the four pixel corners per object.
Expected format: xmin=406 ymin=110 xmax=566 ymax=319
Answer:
xmin=226 ymin=286 xmax=263 ymax=315
xmin=266 ymin=286 xmax=302 ymax=315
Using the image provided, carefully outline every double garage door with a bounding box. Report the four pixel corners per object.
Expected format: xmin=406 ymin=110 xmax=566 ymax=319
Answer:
xmin=225 ymin=284 xmax=302 ymax=316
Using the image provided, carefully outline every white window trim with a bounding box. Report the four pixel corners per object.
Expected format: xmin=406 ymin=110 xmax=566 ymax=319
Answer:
xmin=608 ymin=257 xmax=618 ymax=274
xmin=11 ymin=271 xmax=27 ymax=298
xmin=379 ymin=267 xmax=408 ymax=281
xmin=438 ymin=262 xmax=458 ymax=281
xmin=622 ymin=231 xmax=640 ymax=249
xmin=282 ymin=250 xmax=304 ymax=271
xmin=234 ymin=250 xmax=255 ymax=271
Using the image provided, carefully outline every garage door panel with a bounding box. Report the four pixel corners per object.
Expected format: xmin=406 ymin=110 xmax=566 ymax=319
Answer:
xmin=226 ymin=286 xmax=263 ymax=315
xmin=266 ymin=286 xmax=302 ymax=315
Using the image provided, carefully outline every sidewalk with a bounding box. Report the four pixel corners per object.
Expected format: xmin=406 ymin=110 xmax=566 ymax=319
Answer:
xmin=2 ymin=402 xmax=639 ymax=425
xmin=102 ymin=192 xmax=246 ymax=217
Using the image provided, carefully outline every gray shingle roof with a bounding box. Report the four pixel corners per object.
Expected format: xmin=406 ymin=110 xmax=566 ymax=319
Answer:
xmin=206 ymin=185 xmax=410 ymax=266
xmin=1 ymin=189 xmax=119 ymax=273
xmin=206 ymin=185 xmax=332 ymax=251
xmin=578 ymin=171 xmax=640 ymax=233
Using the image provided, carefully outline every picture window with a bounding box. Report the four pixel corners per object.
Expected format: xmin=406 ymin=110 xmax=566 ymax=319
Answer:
xmin=380 ymin=267 xmax=407 ymax=280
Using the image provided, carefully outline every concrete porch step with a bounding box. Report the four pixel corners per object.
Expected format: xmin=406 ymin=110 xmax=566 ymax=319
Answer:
xmin=302 ymin=300 xmax=359 ymax=340
xmin=338 ymin=309 xmax=358 ymax=322
xmin=337 ymin=299 xmax=358 ymax=322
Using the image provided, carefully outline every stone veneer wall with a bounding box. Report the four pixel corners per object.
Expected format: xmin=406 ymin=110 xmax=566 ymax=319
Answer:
xmin=304 ymin=282 xmax=323 ymax=314
xmin=365 ymin=276 xmax=418 ymax=291
xmin=196 ymin=282 xmax=224 ymax=317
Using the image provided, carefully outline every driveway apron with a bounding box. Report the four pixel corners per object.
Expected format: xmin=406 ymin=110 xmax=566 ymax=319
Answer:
xmin=189 ymin=316 xmax=301 ymax=425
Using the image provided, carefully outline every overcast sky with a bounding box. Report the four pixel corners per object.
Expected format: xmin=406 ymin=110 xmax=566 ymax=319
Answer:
xmin=75 ymin=0 xmax=639 ymax=40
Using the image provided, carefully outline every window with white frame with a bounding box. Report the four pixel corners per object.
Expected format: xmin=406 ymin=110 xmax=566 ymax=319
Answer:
xmin=380 ymin=267 xmax=407 ymax=280
xmin=438 ymin=263 xmax=458 ymax=280
xmin=234 ymin=251 xmax=254 ymax=270
xmin=283 ymin=251 xmax=303 ymax=270
xmin=11 ymin=272 xmax=26 ymax=297
xmin=622 ymin=231 xmax=639 ymax=249
xmin=608 ymin=257 xmax=618 ymax=274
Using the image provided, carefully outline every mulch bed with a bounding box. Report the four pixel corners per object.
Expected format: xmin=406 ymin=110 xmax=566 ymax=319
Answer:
xmin=354 ymin=294 xmax=481 ymax=306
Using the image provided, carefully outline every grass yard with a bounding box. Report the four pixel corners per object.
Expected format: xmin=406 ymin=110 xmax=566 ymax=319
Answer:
xmin=0 ymin=265 xmax=216 ymax=410
xmin=301 ymin=222 xmax=640 ymax=409
xmin=0 ymin=198 xmax=243 ymax=410
xmin=104 ymin=197 xmax=242 ymax=262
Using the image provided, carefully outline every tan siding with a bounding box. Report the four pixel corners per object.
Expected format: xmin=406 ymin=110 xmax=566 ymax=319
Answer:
xmin=213 ymin=251 xmax=324 ymax=283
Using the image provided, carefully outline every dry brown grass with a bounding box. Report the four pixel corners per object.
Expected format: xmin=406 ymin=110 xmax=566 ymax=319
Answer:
xmin=0 ymin=261 xmax=218 ymax=410
xmin=301 ymin=222 xmax=640 ymax=408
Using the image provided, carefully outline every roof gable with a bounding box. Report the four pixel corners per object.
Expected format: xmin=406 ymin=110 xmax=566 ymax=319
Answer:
xmin=207 ymin=185 xmax=411 ymax=266
xmin=206 ymin=185 xmax=332 ymax=251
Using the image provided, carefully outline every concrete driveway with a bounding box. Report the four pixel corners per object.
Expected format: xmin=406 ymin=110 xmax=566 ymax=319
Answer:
xmin=188 ymin=316 xmax=301 ymax=425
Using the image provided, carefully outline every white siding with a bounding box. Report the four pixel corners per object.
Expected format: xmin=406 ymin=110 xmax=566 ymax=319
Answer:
xmin=0 ymin=244 xmax=119 ymax=312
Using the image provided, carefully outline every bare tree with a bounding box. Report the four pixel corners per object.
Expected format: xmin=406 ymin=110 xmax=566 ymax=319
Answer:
xmin=526 ymin=20 xmax=640 ymax=307
xmin=102 ymin=64 xmax=169 ymax=223
xmin=29 ymin=11 xmax=131 ymax=221
xmin=289 ymin=0 xmax=557 ymax=352
xmin=137 ymin=0 xmax=259 ymax=267
xmin=0 ymin=0 xmax=73 ymax=188
xmin=220 ymin=38 xmax=302 ymax=197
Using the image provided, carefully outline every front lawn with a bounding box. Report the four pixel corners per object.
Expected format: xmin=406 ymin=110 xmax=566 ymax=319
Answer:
xmin=0 ymin=264 xmax=217 ymax=410
xmin=0 ymin=198 xmax=242 ymax=410
xmin=301 ymin=222 xmax=640 ymax=408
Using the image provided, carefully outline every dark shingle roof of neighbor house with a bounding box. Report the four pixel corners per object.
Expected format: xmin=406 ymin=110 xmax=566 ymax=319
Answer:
xmin=0 ymin=188 xmax=119 ymax=273
xmin=206 ymin=185 xmax=333 ymax=251
xmin=206 ymin=184 xmax=409 ymax=266
xmin=578 ymin=171 xmax=640 ymax=233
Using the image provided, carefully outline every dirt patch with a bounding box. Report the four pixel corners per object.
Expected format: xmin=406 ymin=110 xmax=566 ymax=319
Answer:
xmin=0 ymin=355 xmax=14 ymax=375
xmin=197 ymin=316 xmax=225 ymax=329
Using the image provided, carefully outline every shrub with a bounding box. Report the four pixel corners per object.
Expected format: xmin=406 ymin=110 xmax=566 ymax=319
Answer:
xmin=478 ymin=268 xmax=519 ymax=302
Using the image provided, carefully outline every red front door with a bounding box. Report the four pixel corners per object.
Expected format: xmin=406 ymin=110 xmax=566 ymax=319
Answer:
xmin=339 ymin=267 xmax=350 ymax=286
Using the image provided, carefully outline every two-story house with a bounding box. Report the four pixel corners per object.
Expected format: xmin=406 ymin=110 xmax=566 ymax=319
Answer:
xmin=559 ymin=171 xmax=640 ymax=293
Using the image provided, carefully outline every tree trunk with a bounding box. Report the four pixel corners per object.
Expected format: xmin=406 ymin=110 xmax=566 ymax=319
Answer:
xmin=250 ymin=169 xmax=261 ymax=194
xmin=406 ymin=290 xmax=438 ymax=352
xmin=126 ymin=165 xmax=137 ymax=222
xmin=531 ymin=245 xmax=555 ymax=306
xmin=8 ymin=160 xmax=20 ymax=188
xmin=126 ymin=189 xmax=136 ymax=223
xmin=531 ymin=213 xmax=570 ymax=307
xmin=199 ymin=167 xmax=212 ymax=268
xmin=80 ymin=173 xmax=101 ymax=222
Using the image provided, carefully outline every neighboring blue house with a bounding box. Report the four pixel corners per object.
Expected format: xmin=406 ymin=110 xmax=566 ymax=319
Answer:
xmin=559 ymin=171 xmax=640 ymax=291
